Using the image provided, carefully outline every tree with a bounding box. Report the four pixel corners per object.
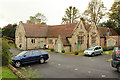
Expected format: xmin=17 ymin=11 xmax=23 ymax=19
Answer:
xmin=61 ymin=6 xmax=81 ymax=24
xmin=2 ymin=24 xmax=17 ymax=41
xmin=109 ymin=1 xmax=120 ymax=28
xmin=2 ymin=39 xmax=12 ymax=66
xmin=98 ymin=20 xmax=116 ymax=28
xmin=27 ymin=13 xmax=47 ymax=25
xmin=83 ymin=0 xmax=106 ymax=25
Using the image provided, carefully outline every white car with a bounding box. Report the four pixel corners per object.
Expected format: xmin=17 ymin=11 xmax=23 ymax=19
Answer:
xmin=84 ymin=46 xmax=103 ymax=57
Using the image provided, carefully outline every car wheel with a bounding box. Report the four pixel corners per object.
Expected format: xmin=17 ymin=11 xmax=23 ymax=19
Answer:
xmin=117 ymin=65 xmax=120 ymax=73
xmin=15 ymin=61 xmax=21 ymax=68
xmin=91 ymin=53 xmax=95 ymax=57
xmin=39 ymin=58 xmax=45 ymax=64
xmin=100 ymin=52 xmax=102 ymax=55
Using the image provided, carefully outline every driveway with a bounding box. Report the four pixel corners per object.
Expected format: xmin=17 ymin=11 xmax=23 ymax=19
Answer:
xmin=10 ymin=48 xmax=120 ymax=78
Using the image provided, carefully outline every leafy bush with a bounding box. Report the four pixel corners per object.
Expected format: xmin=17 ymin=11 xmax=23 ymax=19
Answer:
xmin=102 ymin=46 xmax=108 ymax=51
xmin=2 ymin=39 xmax=12 ymax=66
xmin=107 ymin=46 xmax=114 ymax=50
xmin=102 ymin=46 xmax=114 ymax=51
xmin=50 ymin=49 xmax=54 ymax=52
xmin=75 ymin=51 xmax=78 ymax=55
xmin=62 ymin=50 xmax=65 ymax=53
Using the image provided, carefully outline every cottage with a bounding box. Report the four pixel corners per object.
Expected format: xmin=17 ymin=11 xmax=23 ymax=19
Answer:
xmin=15 ymin=21 xmax=120 ymax=52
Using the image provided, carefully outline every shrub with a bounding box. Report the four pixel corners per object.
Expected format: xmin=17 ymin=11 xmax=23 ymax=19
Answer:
xmin=62 ymin=50 xmax=65 ymax=53
xmin=50 ymin=49 xmax=54 ymax=52
xmin=75 ymin=51 xmax=79 ymax=55
xmin=102 ymin=46 xmax=114 ymax=51
xmin=107 ymin=46 xmax=114 ymax=50
xmin=2 ymin=39 xmax=12 ymax=66
xmin=102 ymin=46 xmax=108 ymax=51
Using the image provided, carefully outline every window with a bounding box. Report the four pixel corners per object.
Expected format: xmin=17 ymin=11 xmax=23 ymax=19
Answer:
xmin=25 ymin=51 xmax=33 ymax=56
xmin=78 ymin=36 xmax=84 ymax=44
xmin=94 ymin=47 xmax=98 ymax=50
xmin=107 ymin=31 xmax=110 ymax=36
xmin=31 ymin=39 xmax=35 ymax=43
xmin=98 ymin=47 xmax=101 ymax=49
xmin=92 ymin=36 xmax=96 ymax=44
xmin=49 ymin=39 xmax=53 ymax=44
xmin=40 ymin=50 xmax=46 ymax=54
xmin=33 ymin=51 xmax=40 ymax=55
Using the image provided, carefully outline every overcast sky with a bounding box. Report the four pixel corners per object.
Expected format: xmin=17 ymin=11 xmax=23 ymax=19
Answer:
xmin=0 ymin=0 xmax=116 ymax=27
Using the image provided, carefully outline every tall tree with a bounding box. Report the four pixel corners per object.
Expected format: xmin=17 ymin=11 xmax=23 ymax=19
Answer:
xmin=83 ymin=0 xmax=106 ymax=25
xmin=27 ymin=13 xmax=47 ymax=25
xmin=61 ymin=6 xmax=81 ymax=24
xmin=109 ymin=1 xmax=120 ymax=28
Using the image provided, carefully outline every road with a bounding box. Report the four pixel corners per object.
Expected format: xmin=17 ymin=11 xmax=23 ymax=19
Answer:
xmin=10 ymin=48 xmax=120 ymax=78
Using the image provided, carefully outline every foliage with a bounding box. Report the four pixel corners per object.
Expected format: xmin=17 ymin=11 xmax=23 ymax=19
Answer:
xmin=2 ymin=24 xmax=17 ymax=40
xmin=75 ymin=51 xmax=78 ymax=55
xmin=103 ymin=50 xmax=113 ymax=55
xmin=114 ymin=27 xmax=120 ymax=35
xmin=61 ymin=50 xmax=85 ymax=54
xmin=83 ymin=0 xmax=106 ymax=25
xmin=27 ymin=13 xmax=47 ymax=25
xmin=50 ymin=49 xmax=55 ymax=52
xmin=2 ymin=66 xmax=21 ymax=79
xmin=109 ymin=1 xmax=120 ymax=28
xmin=98 ymin=20 xmax=116 ymax=28
xmin=102 ymin=46 xmax=114 ymax=51
xmin=62 ymin=6 xmax=81 ymax=24
xmin=19 ymin=66 xmax=41 ymax=79
xmin=2 ymin=39 xmax=13 ymax=66
xmin=62 ymin=50 xmax=65 ymax=53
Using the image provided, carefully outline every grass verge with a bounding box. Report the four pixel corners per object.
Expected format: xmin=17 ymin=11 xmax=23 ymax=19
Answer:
xmin=2 ymin=66 xmax=21 ymax=80
xmin=103 ymin=50 xmax=113 ymax=55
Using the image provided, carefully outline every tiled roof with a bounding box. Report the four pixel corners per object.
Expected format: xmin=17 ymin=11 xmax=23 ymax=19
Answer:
xmin=97 ymin=27 xmax=118 ymax=37
xmin=23 ymin=23 xmax=48 ymax=37
xmin=85 ymin=24 xmax=91 ymax=30
xmin=23 ymin=23 xmax=77 ymax=38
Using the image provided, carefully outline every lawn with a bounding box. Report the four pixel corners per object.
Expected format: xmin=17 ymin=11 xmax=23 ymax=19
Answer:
xmin=44 ymin=49 xmax=51 ymax=52
xmin=103 ymin=50 xmax=113 ymax=55
xmin=2 ymin=66 xmax=21 ymax=80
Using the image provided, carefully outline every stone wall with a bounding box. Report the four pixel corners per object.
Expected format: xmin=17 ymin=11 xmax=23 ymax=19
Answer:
xmin=100 ymin=38 xmax=106 ymax=46
xmin=64 ymin=46 xmax=71 ymax=52
xmin=89 ymin=23 xmax=100 ymax=47
xmin=15 ymin=22 xmax=26 ymax=50
xmin=70 ymin=21 xmax=88 ymax=51
xmin=46 ymin=38 xmax=57 ymax=49
xmin=106 ymin=36 xmax=120 ymax=47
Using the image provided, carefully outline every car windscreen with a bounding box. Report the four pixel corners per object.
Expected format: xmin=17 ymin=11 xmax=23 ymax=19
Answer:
xmin=16 ymin=51 xmax=28 ymax=57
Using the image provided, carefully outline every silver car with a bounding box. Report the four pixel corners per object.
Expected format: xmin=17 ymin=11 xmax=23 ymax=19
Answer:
xmin=84 ymin=46 xmax=103 ymax=57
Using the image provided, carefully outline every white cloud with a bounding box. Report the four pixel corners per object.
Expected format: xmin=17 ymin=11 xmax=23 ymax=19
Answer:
xmin=0 ymin=0 xmax=115 ymax=27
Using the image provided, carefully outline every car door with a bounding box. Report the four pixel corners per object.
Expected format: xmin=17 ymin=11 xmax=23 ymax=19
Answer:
xmin=21 ymin=51 xmax=34 ymax=63
xmin=94 ymin=47 xmax=99 ymax=54
xmin=32 ymin=50 xmax=41 ymax=62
